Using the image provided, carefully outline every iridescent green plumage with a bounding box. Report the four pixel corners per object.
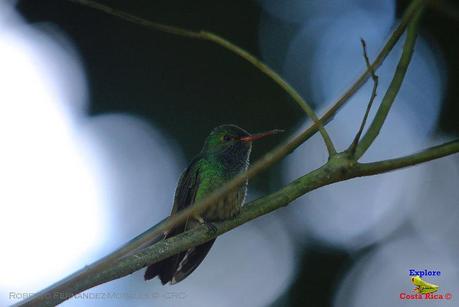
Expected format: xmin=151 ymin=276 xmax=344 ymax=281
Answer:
xmin=144 ymin=124 xmax=280 ymax=284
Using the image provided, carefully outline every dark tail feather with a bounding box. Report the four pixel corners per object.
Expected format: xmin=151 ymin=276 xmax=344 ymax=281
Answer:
xmin=144 ymin=239 xmax=216 ymax=284
xmin=169 ymin=239 xmax=215 ymax=284
xmin=144 ymin=257 xmax=175 ymax=283
xmin=144 ymin=260 xmax=163 ymax=281
xmin=143 ymin=224 xmax=185 ymax=283
xmin=143 ymin=233 xmax=168 ymax=282
xmin=144 ymin=251 xmax=186 ymax=284
xmin=143 ymin=227 xmax=186 ymax=284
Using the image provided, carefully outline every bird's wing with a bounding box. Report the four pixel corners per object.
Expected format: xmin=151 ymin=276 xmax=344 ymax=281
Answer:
xmin=171 ymin=155 xmax=202 ymax=215
xmin=145 ymin=156 xmax=215 ymax=284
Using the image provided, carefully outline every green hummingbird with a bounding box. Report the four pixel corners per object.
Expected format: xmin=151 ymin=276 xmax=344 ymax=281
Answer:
xmin=144 ymin=124 xmax=282 ymax=284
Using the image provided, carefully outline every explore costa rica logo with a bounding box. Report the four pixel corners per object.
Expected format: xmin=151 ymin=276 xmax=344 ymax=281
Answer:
xmin=399 ymin=269 xmax=452 ymax=301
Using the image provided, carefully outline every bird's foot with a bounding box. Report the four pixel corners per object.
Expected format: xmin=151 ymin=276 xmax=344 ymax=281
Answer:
xmin=194 ymin=215 xmax=217 ymax=234
xmin=204 ymin=220 xmax=217 ymax=234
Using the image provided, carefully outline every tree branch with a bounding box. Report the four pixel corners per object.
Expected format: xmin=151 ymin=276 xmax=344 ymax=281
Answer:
xmin=356 ymin=139 xmax=459 ymax=175
xmin=14 ymin=107 xmax=335 ymax=307
xmin=18 ymin=139 xmax=459 ymax=307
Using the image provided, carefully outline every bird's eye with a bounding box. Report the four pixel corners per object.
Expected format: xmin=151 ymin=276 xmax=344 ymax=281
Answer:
xmin=222 ymin=134 xmax=232 ymax=142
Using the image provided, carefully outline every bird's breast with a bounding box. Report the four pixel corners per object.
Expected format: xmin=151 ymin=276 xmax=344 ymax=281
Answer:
xmin=203 ymin=183 xmax=247 ymax=221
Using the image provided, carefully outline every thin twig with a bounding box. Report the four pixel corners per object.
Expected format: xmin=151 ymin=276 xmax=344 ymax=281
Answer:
xmin=66 ymin=0 xmax=336 ymax=156
xmin=354 ymin=7 xmax=424 ymax=159
xmin=348 ymin=38 xmax=379 ymax=155
xmin=325 ymin=0 xmax=424 ymax=124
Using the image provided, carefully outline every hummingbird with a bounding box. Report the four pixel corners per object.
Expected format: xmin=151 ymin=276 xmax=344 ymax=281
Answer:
xmin=144 ymin=124 xmax=282 ymax=284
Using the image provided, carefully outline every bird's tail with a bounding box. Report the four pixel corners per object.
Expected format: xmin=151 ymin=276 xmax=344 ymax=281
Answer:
xmin=144 ymin=257 xmax=168 ymax=281
xmin=140 ymin=232 xmax=168 ymax=281
xmin=143 ymin=235 xmax=186 ymax=284
xmin=144 ymin=239 xmax=215 ymax=284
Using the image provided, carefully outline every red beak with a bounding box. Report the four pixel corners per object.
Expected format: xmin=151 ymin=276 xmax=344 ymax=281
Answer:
xmin=239 ymin=129 xmax=284 ymax=142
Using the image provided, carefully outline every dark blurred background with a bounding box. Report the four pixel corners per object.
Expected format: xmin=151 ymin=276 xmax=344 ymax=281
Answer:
xmin=1 ymin=0 xmax=458 ymax=306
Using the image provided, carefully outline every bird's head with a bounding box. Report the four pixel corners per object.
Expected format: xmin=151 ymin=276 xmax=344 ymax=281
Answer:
xmin=201 ymin=124 xmax=282 ymax=171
